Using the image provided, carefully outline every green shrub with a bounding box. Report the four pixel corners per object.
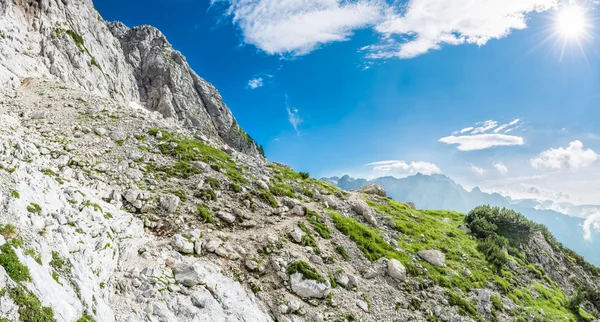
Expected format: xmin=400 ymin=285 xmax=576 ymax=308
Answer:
xmin=299 ymin=172 xmax=310 ymax=179
xmin=477 ymin=237 xmax=507 ymax=272
xmin=11 ymin=191 xmax=20 ymax=199
xmin=49 ymin=251 xmax=71 ymax=275
xmin=198 ymin=205 xmax=214 ymax=224
xmin=230 ymin=183 xmax=242 ymax=193
xmin=287 ymin=261 xmax=325 ymax=283
xmin=76 ymin=313 xmax=96 ymax=322
xmin=0 ymin=224 xmax=17 ymax=239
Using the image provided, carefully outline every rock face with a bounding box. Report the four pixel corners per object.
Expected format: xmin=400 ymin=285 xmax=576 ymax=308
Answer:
xmin=0 ymin=0 xmax=259 ymax=155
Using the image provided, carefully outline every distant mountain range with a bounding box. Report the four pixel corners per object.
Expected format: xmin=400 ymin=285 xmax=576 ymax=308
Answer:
xmin=324 ymin=173 xmax=600 ymax=266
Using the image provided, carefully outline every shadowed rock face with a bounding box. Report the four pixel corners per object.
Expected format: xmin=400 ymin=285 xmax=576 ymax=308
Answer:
xmin=0 ymin=0 xmax=259 ymax=155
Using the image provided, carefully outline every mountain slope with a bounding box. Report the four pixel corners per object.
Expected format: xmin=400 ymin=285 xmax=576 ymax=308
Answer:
xmin=0 ymin=0 xmax=259 ymax=155
xmin=0 ymin=1 xmax=599 ymax=321
xmin=327 ymin=174 xmax=600 ymax=267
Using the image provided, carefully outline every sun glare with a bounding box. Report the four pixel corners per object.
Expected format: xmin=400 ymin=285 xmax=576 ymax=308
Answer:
xmin=556 ymin=6 xmax=588 ymax=39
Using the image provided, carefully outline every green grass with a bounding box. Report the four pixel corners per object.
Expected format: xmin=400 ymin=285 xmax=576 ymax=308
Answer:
xmin=149 ymin=129 xmax=246 ymax=183
xmin=257 ymin=189 xmax=278 ymax=208
xmin=198 ymin=205 xmax=214 ymax=224
xmin=0 ymin=224 xmax=17 ymax=239
xmin=269 ymin=182 xmax=295 ymax=198
xmin=27 ymin=202 xmax=42 ymax=214
xmin=205 ymin=177 xmax=221 ymax=189
xmin=167 ymin=189 xmax=187 ymax=203
xmin=305 ymin=209 xmax=331 ymax=239
xmin=50 ymin=251 xmax=71 ymax=275
xmin=9 ymin=285 xmax=56 ymax=321
xmin=288 ymin=261 xmax=325 ymax=283
xmin=81 ymin=200 xmax=103 ymax=213
xmin=24 ymin=249 xmax=42 ymax=265
xmin=0 ymin=242 xmax=31 ymax=283
xmin=447 ymin=290 xmax=483 ymax=321
xmin=298 ymin=221 xmax=318 ymax=250
xmin=333 ymin=242 xmax=349 ymax=260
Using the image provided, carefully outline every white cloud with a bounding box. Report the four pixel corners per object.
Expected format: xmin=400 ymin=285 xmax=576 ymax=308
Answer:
xmin=469 ymin=163 xmax=486 ymax=175
xmin=441 ymin=119 xmax=524 ymax=151
xmin=366 ymin=160 xmax=442 ymax=177
xmin=494 ymin=161 xmax=508 ymax=175
xmin=471 ymin=120 xmax=498 ymax=134
xmin=286 ymin=107 xmax=303 ymax=133
xmin=531 ymin=140 xmax=599 ymax=170
xmin=439 ymin=134 xmax=524 ymax=151
xmin=213 ymin=0 xmax=384 ymax=56
xmin=214 ymin=0 xmax=557 ymax=58
xmin=494 ymin=118 xmax=520 ymax=133
xmin=582 ymin=210 xmax=600 ymax=241
xmin=370 ymin=0 xmax=557 ymax=58
xmin=247 ymin=77 xmax=264 ymax=89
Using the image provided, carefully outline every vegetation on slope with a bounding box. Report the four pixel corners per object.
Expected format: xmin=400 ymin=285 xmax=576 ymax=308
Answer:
xmin=328 ymin=196 xmax=599 ymax=321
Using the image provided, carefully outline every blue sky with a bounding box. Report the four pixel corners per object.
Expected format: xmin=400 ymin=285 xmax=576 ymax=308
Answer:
xmin=95 ymin=0 xmax=600 ymax=206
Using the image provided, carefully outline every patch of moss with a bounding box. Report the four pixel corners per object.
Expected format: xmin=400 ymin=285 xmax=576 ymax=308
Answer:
xmin=11 ymin=190 xmax=20 ymax=199
xmin=447 ymin=290 xmax=483 ymax=321
xmin=333 ymin=242 xmax=349 ymax=260
xmin=287 ymin=261 xmax=325 ymax=283
xmin=9 ymin=285 xmax=56 ymax=322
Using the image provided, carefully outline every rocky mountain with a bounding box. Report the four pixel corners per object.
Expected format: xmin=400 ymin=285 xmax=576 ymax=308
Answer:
xmin=0 ymin=1 xmax=599 ymax=321
xmin=326 ymin=174 xmax=600 ymax=267
xmin=0 ymin=0 xmax=259 ymax=155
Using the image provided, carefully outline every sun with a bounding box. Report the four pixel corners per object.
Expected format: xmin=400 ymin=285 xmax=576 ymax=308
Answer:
xmin=556 ymin=6 xmax=588 ymax=39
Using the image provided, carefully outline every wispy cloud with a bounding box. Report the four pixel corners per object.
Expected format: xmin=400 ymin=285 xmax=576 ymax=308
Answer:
xmin=494 ymin=118 xmax=520 ymax=133
xmin=531 ymin=140 xmax=598 ymax=170
xmin=286 ymin=107 xmax=303 ymax=134
xmin=494 ymin=161 xmax=508 ymax=175
xmin=247 ymin=77 xmax=264 ymax=89
xmin=213 ymin=0 xmax=557 ymax=59
xmin=469 ymin=163 xmax=486 ymax=175
xmin=440 ymin=119 xmax=524 ymax=151
xmin=366 ymin=160 xmax=442 ymax=177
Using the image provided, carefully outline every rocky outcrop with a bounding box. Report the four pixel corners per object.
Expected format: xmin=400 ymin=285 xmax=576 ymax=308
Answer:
xmin=0 ymin=0 xmax=259 ymax=155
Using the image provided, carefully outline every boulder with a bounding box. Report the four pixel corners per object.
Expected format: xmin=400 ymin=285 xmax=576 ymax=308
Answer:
xmin=173 ymin=264 xmax=201 ymax=287
xmin=387 ymin=259 xmax=406 ymax=282
xmin=159 ymin=194 xmax=180 ymax=213
xmin=217 ymin=211 xmax=236 ymax=224
xmin=418 ymin=250 xmax=445 ymax=267
xmin=171 ymin=234 xmax=194 ymax=254
xmin=290 ymin=273 xmax=331 ymax=299
xmin=358 ymin=184 xmax=386 ymax=197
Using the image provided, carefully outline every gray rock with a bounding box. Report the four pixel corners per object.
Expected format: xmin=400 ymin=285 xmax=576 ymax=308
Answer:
xmin=31 ymin=111 xmax=47 ymax=119
xmin=387 ymin=259 xmax=406 ymax=282
xmin=217 ymin=211 xmax=236 ymax=224
xmin=289 ymin=228 xmax=305 ymax=244
xmin=159 ymin=194 xmax=180 ymax=213
xmin=94 ymin=127 xmax=107 ymax=136
xmin=290 ymin=205 xmax=305 ymax=216
xmin=173 ymin=264 xmax=201 ymax=287
xmin=171 ymin=234 xmax=194 ymax=254
xmin=358 ymin=184 xmax=386 ymax=197
xmin=290 ymin=273 xmax=330 ymax=299
xmin=418 ymin=250 xmax=446 ymax=267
